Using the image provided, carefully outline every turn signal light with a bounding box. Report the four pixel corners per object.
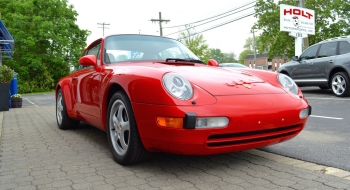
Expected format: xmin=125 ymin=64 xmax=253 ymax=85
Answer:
xmin=157 ymin=117 xmax=183 ymax=129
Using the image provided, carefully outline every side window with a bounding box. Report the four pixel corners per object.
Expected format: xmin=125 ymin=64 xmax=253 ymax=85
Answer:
xmin=299 ymin=45 xmax=319 ymax=60
xmin=86 ymin=43 xmax=101 ymax=66
xmin=317 ymin=42 xmax=337 ymax=58
xmin=339 ymin=41 xmax=350 ymax=55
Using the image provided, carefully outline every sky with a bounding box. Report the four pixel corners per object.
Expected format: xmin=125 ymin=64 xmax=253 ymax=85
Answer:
xmin=67 ymin=0 xmax=258 ymax=58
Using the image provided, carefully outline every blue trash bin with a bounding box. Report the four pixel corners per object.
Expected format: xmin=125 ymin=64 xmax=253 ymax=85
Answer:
xmin=10 ymin=72 xmax=18 ymax=108
xmin=10 ymin=72 xmax=18 ymax=96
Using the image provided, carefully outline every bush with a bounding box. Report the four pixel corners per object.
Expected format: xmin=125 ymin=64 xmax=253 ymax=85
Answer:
xmin=0 ymin=65 xmax=14 ymax=83
xmin=11 ymin=94 xmax=21 ymax=98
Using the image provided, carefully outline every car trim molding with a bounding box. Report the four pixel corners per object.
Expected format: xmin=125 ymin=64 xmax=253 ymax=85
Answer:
xmin=293 ymin=79 xmax=327 ymax=82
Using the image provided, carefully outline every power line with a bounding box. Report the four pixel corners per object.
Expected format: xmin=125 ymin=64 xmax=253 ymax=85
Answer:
xmin=150 ymin=12 xmax=170 ymax=36
xmin=97 ymin=22 xmax=110 ymax=36
xmin=177 ymin=12 xmax=255 ymax=40
xmin=164 ymin=5 xmax=255 ymax=36
xmin=163 ymin=0 xmax=257 ymax=29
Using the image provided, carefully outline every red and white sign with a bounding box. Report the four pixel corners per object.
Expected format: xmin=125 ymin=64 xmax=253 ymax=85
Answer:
xmin=280 ymin=4 xmax=315 ymax=35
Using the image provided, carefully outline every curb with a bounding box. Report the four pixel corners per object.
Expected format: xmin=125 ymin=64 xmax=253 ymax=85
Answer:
xmin=247 ymin=149 xmax=350 ymax=180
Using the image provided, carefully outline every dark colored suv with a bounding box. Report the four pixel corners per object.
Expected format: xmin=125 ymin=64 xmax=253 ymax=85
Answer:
xmin=277 ymin=36 xmax=350 ymax=97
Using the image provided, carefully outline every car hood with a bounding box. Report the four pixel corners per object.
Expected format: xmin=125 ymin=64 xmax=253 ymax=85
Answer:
xmin=154 ymin=63 xmax=286 ymax=95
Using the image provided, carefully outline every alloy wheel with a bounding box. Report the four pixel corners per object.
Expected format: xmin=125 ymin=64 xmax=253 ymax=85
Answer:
xmin=109 ymin=99 xmax=130 ymax=156
xmin=332 ymin=75 xmax=346 ymax=96
xmin=56 ymin=93 xmax=63 ymax=125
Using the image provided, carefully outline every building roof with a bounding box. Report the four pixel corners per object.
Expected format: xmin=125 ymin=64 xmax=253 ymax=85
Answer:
xmin=0 ymin=20 xmax=14 ymax=58
xmin=245 ymin=53 xmax=286 ymax=59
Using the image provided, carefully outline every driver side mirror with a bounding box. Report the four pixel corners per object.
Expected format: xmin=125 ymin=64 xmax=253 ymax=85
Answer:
xmin=208 ymin=59 xmax=219 ymax=67
xmin=78 ymin=55 xmax=98 ymax=68
xmin=292 ymin=56 xmax=299 ymax=61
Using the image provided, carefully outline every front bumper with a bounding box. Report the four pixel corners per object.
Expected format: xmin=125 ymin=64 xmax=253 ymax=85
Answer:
xmin=132 ymin=94 xmax=310 ymax=155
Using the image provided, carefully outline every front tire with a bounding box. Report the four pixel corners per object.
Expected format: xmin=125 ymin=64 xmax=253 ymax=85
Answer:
xmin=331 ymin=72 xmax=350 ymax=97
xmin=106 ymin=91 xmax=151 ymax=165
xmin=56 ymin=89 xmax=80 ymax=129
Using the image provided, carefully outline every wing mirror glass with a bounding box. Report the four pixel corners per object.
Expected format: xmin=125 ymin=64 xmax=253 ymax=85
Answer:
xmin=292 ymin=56 xmax=299 ymax=61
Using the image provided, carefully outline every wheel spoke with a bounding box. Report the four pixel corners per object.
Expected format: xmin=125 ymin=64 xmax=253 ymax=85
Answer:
xmin=121 ymin=120 xmax=130 ymax=132
xmin=112 ymin=114 xmax=118 ymax=130
xmin=340 ymin=80 xmax=346 ymax=86
xmin=119 ymin=133 xmax=128 ymax=150
xmin=116 ymin=104 xmax=124 ymax=120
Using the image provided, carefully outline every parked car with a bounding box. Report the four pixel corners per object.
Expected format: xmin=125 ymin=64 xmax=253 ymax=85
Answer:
xmin=277 ymin=36 xmax=350 ymax=97
xmin=219 ymin=63 xmax=249 ymax=68
xmin=56 ymin=34 xmax=311 ymax=165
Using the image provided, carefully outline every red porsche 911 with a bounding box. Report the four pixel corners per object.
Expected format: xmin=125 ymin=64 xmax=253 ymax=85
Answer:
xmin=56 ymin=34 xmax=311 ymax=165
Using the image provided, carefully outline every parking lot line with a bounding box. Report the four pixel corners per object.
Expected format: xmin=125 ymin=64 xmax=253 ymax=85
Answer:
xmin=310 ymin=115 xmax=343 ymax=120
xmin=24 ymin=98 xmax=39 ymax=107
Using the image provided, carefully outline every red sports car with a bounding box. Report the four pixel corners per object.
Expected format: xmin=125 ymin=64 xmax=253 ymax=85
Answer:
xmin=56 ymin=34 xmax=311 ymax=165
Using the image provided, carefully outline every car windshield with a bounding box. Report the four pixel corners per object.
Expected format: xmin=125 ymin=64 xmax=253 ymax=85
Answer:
xmin=104 ymin=35 xmax=200 ymax=63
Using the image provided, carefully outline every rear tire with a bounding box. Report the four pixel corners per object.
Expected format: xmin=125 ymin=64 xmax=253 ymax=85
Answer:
xmin=331 ymin=72 xmax=350 ymax=97
xmin=56 ymin=89 xmax=80 ymax=129
xmin=106 ymin=91 xmax=151 ymax=165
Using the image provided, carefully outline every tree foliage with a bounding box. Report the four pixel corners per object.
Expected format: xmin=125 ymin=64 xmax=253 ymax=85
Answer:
xmin=254 ymin=0 xmax=350 ymax=59
xmin=238 ymin=37 xmax=260 ymax=64
xmin=210 ymin=49 xmax=238 ymax=63
xmin=178 ymin=25 xmax=211 ymax=63
xmin=238 ymin=49 xmax=254 ymax=64
xmin=222 ymin=52 xmax=237 ymax=63
xmin=243 ymin=36 xmax=262 ymax=51
xmin=0 ymin=0 xmax=90 ymax=93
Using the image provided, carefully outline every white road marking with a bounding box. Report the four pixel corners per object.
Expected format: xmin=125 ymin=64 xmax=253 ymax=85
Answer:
xmin=24 ymin=98 xmax=39 ymax=107
xmin=306 ymin=97 xmax=350 ymax=101
xmin=310 ymin=115 xmax=343 ymax=120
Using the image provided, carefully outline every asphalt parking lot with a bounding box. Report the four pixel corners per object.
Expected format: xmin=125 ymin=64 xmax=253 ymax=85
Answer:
xmin=0 ymin=91 xmax=350 ymax=189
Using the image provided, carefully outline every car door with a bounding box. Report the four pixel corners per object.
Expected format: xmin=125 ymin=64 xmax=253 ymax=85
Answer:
xmin=74 ymin=42 xmax=102 ymax=120
xmin=291 ymin=45 xmax=319 ymax=82
xmin=312 ymin=42 xmax=337 ymax=81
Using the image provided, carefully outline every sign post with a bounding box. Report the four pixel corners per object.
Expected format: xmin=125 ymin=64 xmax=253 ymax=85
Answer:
xmin=280 ymin=4 xmax=315 ymax=56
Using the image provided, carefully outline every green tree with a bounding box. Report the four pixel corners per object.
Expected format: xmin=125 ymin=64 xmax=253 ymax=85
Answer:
xmin=178 ymin=25 xmax=211 ymax=63
xmin=238 ymin=37 xmax=259 ymax=64
xmin=210 ymin=49 xmax=237 ymax=63
xmin=1 ymin=0 xmax=90 ymax=93
xmin=238 ymin=49 xmax=254 ymax=64
xmin=222 ymin=52 xmax=238 ymax=63
xmin=210 ymin=48 xmax=224 ymax=63
xmin=254 ymin=0 xmax=350 ymax=59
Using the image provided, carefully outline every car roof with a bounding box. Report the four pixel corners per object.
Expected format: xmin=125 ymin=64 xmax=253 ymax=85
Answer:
xmin=318 ymin=36 xmax=350 ymax=44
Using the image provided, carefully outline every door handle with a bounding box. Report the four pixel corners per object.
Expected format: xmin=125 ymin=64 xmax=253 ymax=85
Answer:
xmin=329 ymin=60 xmax=334 ymax=63
xmin=72 ymin=77 xmax=78 ymax=85
xmin=308 ymin=62 xmax=314 ymax=65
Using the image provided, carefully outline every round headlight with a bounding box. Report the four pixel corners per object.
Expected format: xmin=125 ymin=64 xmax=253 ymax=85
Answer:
xmin=277 ymin=74 xmax=299 ymax=95
xmin=162 ymin=73 xmax=193 ymax=100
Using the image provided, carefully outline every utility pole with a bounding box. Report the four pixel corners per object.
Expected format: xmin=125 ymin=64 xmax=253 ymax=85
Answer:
xmin=300 ymin=0 xmax=309 ymax=51
xmin=97 ymin=22 xmax=110 ymax=36
xmin=252 ymin=28 xmax=257 ymax=69
xmin=150 ymin=12 xmax=170 ymax=36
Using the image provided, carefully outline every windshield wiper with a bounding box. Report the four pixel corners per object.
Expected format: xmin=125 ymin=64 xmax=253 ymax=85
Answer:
xmin=165 ymin=58 xmax=205 ymax=64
